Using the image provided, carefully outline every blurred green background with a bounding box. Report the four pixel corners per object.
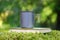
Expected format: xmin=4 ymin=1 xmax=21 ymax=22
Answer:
xmin=0 ymin=0 xmax=58 ymax=30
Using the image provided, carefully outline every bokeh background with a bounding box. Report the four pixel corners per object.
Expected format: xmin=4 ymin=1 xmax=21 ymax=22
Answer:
xmin=0 ymin=0 xmax=58 ymax=30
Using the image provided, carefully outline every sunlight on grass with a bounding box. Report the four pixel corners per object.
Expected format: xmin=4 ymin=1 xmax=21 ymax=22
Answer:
xmin=22 ymin=7 xmax=26 ymax=11
xmin=0 ymin=10 xmax=13 ymax=30
xmin=27 ymin=5 xmax=33 ymax=11
xmin=40 ymin=6 xmax=52 ymax=23
xmin=4 ymin=10 xmax=10 ymax=17
xmin=40 ymin=15 xmax=47 ymax=23
xmin=1 ymin=10 xmax=10 ymax=19
xmin=1 ymin=12 xmax=5 ymax=18
xmin=42 ymin=6 xmax=52 ymax=16
xmin=51 ymin=13 xmax=57 ymax=23
xmin=0 ymin=24 xmax=10 ymax=32
xmin=0 ymin=17 xmax=3 ymax=27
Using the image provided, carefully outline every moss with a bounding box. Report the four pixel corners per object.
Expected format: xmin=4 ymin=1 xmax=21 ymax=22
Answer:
xmin=0 ymin=30 xmax=59 ymax=40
